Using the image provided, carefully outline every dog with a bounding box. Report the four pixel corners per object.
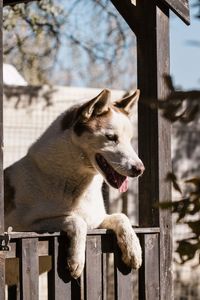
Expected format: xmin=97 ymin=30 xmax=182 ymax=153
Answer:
xmin=4 ymin=89 xmax=144 ymax=279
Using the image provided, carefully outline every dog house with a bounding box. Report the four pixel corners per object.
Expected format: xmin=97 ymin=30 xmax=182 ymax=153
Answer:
xmin=0 ymin=1 xmax=190 ymax=299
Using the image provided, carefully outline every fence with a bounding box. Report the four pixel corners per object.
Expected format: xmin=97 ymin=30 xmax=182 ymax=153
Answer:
xmin=3 ymin=228 xmax=160 ymax=300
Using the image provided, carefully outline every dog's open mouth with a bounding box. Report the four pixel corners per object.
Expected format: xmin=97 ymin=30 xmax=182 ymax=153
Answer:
xmin=95 ymin=153 xmax=128 ymax=192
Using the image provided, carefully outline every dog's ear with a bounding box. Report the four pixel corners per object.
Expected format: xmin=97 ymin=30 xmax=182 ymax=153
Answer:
xmin=114 ymin=89 xmax=140 ymax=116
xmin=81 ymin=89 xmax=111 ymax=120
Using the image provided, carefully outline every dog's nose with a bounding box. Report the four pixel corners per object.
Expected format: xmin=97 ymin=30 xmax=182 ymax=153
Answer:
xmin=131 ymin=162 xmax=145 ymax=177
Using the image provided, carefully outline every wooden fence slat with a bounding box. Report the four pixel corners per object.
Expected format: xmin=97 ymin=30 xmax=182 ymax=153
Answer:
xmin=102 ymin=252 xmax=107 ymax=300
xmin=48 ymin=236 xmax=72 ymax=300
xmin=139 ymin=234 xmax=160 ymax=300
xmin=114 ymin=246 xmax=133 ymax=300
xmin=0 ymin=253 xmax=5 ymax=300
xmin=101 ymin=232 xmax=115 ymax=300
xmin=19 ymin=238 xmax=39 ymax=300
xmin=85 ymin=235 xmax=102 ymax=300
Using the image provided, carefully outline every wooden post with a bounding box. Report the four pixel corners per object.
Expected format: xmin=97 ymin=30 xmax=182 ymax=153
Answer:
xmin=136 ymin=2 xmax=172 ymax=299
xmin=0 ymin=2 xmax=5 ymax=300
xmin=111 ymin=1 xmax=172 ymax=299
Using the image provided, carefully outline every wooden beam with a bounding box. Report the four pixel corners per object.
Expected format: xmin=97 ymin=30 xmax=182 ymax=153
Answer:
xmin=111 ymin=0 xmax=139 ymax=35
xmin=162 ymin=0 xmax=190 ymax=25
xmin=3 ymin=0 xmax=39 ymax=6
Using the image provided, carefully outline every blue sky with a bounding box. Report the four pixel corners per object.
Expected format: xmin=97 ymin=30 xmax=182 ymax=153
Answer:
xmin=170 ymin=1 xmax=200 ymax=90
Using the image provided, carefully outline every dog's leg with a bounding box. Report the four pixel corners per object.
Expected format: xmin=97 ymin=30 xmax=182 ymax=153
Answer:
xmin=64 ymin=216 xmax=87 ymax=279
xmin=100 ymin=213 xmax=142 ymax=269
xmin=33 ymin=215 xmax=87 ymax=279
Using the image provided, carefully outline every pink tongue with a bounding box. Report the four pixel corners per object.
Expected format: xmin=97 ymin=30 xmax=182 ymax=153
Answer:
xmin=119 ymin=177 xmax=128 ymax=193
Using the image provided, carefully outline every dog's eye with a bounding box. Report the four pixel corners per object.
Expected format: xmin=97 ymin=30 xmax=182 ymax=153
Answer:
xmin=106 ymin=134 xmax=118 ymax=143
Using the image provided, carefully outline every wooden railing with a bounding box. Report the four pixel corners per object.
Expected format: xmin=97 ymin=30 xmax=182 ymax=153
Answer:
xmin=4 ymin=228 xmax=160 ymax=300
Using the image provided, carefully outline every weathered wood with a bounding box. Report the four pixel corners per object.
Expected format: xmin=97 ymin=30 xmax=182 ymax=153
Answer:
xmin=0 ymin=252 xmax=5 ymax=300
xmin=156 ymin=5 xmax=173 ymax=300
xmin=111 ymin=0 xmax=139 ymax=35
xmin=8 ymin=227 xmax=160 ymax=239
xmin=18 ymin=238 xmax=39 ymax=300
xmin=136 ymin=2 xmax=172 ymax=298
xmin=114 ymin=246 xmax=133 ymax=300
xmin=85 ymin=235 xmax=102 ymax=300
xmin=3 ymin=0 xmax=37 ymax=6
xmin=48 ymin=236 xmax=72 ymax=300
xmin=161 ymin=0 xmax=190 ymax=24
xmin=139 ymin=234 xmax=160 ymax=300
xmin=102 ymin=251 xmax=107 ymax=300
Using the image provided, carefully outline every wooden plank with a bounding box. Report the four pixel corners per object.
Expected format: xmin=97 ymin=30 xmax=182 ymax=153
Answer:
xmin=9 ymin=227 xmax=160 ymax=240
xmin=136 ymin=0 xmax=161 ymax=228
xmin=0 ymin=1 xmax=5 ymax=299
xmin=3 ymin=0 xmax=38 ymax=6
xmin=48 ymin=236 xmax=72 ymax=300
xmin=135 ymin=2 xmax=173 ymax=299
xmin=18 ymin=238 xmax=39 ymax=300
xmin=102 ymin=252 xmax=107 ymax=300
xmin=156 ymin=5 xmax=173 ymax=300
xmin=114 ymin=245 xmax=133 ymax=300
xmin=0 ymin=252 xmax=5 ymax=300
xmin=85 ymin=235 xmax=102 ymax=300
xmin=139 ymin=234 xmax=160 ymax=299
xmin=111 ymin=1 xmax=173 ymax=299
xmin=101 ymin=233 xmax=115 ymax=300
xmin=111 ymin=0 xmax=139 ymax=35
xmin=161 ymin=0 xmax=190 ymax=25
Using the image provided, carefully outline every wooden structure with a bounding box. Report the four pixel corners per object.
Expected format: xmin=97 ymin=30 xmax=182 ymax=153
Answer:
xmin=0 ymin=1 xmax=189 ymax=299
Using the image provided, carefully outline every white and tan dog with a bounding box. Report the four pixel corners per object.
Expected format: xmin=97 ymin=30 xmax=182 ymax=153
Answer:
xmin=4 ymin=89 xmax=144 ymax=279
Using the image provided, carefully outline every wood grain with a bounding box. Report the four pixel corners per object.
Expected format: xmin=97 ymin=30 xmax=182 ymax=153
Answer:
xmin=85 ymin=235 xmax=102 ymax=300
xmin=18 ymin=238 xmax=39 ymax=300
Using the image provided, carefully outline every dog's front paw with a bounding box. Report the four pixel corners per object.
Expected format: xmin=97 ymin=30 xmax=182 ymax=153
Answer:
xmin=67 ymin=255 xmax=85 ymax=279
xmin=117 ymin=228 xmax=142 ymax=270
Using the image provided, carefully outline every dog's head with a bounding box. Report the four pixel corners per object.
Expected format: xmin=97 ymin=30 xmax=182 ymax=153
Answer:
xmin=70 ymin=89 xmax=145 ymax=192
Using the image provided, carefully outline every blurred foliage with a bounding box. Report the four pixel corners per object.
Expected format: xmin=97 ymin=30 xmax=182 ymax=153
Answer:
xmin=3 ymin=0 xmax=136 ymax=89
xmin=159 ymin=75 xmax=200 ymax=123
xmin=3 ymin=0 xmax=65 ymax=84
xmin=192 ymin=0 xmax=200 ymax=18
xmin=160 ymin=73 xmax=200 ymax=264
xmin=163 ymin=173 xmax=200 ymax=264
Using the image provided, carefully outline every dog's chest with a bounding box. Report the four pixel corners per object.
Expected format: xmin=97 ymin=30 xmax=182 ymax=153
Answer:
xmin=74 ymin=175 xmax=106 ymax=228
xmin=42 ymin=174 xmax=106 ymax=228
